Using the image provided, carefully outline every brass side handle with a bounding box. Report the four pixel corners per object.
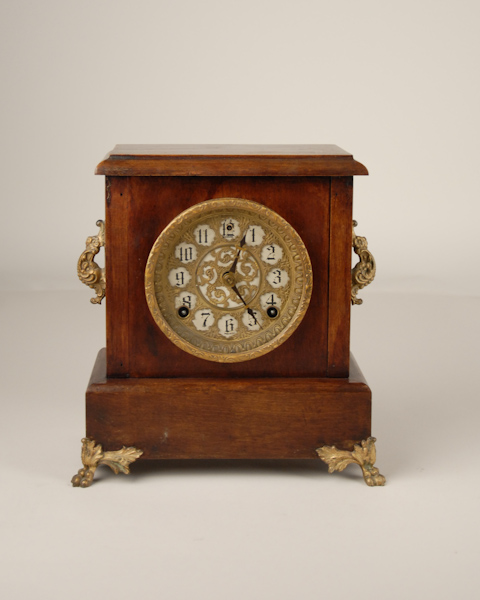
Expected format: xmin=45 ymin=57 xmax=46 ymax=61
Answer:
xmin=351 ymin=220 xmax=376 ymax=305
xmin=77 ymin=220 xmax=106 ymax=304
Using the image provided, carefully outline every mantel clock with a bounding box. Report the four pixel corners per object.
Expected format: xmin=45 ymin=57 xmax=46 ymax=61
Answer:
xmin=72 ymin=145 xmax=385 ymax=487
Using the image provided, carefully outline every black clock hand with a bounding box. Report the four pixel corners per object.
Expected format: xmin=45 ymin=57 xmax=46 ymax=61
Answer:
xmin=222 ymin=231 xmax=259 ymax=326
xmin=229 ymin=284 xmax=259 ymax=326
xmin=230 ymin=283 xmax=248 ymax=307
xmin=228 ymin=230 xmax=248 ymax=274
xmin=247 ymin=307 xmax=259 ymax=326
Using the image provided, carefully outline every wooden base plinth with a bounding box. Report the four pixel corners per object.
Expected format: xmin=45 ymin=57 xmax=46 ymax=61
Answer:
xmin=85 ymin=349 xmax=371 ymax=460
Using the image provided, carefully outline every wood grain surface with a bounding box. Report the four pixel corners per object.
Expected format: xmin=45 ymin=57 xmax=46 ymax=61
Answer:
xmin=96 ymin=144 xmax=368 ymax=177
xmin=87 ymin=349 xmax=372 ymax=459
xmin=327 ymin=177 xmax=354 ymax=377
xmin=105 ymin=176 xmax=333 ymax=378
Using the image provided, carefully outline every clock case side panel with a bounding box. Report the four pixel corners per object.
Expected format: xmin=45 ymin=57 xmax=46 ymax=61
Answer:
xmin=105 ymin=176 xmax=131 ymax=376
xmin=105 ymin=176 xmax=333 ymax=379
xmin=327 ymin=177 xmax=353 ymax=377
xmin=87 ymin=349 xmax=371 ymax=459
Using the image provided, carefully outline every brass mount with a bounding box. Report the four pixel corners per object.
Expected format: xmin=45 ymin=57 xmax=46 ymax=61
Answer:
xmin=72 ymin=438 xmax=143 ymax=488
xmin=316 ymin=437 xmax=386 ymax=486
xmin=77 ymin=220 xmax=106 ymax=304
xmin=351 ymin=220 xmax=376 ymax=305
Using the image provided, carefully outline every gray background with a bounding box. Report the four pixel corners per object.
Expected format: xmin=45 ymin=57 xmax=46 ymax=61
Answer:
xmin=1 ymin=1 xmax=479 ymax=599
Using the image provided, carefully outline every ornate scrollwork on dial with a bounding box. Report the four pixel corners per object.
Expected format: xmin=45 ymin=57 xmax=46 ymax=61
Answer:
xmin=145 ymin=198 xmax=313 ymax=363
xmin=351 ymin=220 xmax=376 ymax=305
xmin=77 ymin=220 xmax=106 ymax=304
xmin=196 ymin=246 xmax=261 ymax=308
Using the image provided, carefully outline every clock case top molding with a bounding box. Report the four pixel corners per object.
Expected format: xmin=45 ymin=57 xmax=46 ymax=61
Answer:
xmin=98 ymin=144 xmax=367 ymax=380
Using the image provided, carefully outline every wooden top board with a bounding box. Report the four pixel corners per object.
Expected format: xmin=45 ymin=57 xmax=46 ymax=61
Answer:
xmin=96 ymin=144 xmax=368 ymax=177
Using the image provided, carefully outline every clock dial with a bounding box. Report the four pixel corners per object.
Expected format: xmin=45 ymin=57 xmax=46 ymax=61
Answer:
xmin=145 ymin=198 xmax=313 ymax=362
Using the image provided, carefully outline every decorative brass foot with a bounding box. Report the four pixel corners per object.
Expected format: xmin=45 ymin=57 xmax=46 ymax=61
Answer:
xmin=316 ymin=437 xmax=386 ymax=486
xmin=71 ymin=438 xmax=143 ymax=488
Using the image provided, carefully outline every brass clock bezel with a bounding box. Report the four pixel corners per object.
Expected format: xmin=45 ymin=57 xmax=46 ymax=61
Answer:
xmin=145 ymin=197 xmax=313 ymax=363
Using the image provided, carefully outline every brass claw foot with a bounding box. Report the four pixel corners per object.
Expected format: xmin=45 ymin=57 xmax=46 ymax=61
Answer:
xmin=316 ymin=437 xmax=386 ymax=487
xmin=72 ymin=438 xmax=143 ymax=488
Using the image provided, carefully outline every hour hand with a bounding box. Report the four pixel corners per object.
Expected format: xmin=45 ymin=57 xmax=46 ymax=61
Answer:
xmin=228 ymin=230 xmax=248 ymax=274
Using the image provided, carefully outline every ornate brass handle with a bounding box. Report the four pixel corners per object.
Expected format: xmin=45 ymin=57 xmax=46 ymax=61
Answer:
xmin=351 ymin=220 xmax=376 ymax=305
xmin=77 ymin=220 xmax=106 ymax=304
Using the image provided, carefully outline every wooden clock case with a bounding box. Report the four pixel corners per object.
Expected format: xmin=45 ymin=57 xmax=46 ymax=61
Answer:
xmin=74 ymin=145 xmax=384 ymax=486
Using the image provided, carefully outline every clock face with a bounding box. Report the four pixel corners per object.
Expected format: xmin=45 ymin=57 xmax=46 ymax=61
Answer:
xmin=145 ymin=198 xmax=313 ymax=362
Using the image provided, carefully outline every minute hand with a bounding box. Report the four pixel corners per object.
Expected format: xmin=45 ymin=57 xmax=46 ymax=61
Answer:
xmin=229 ymin=284 xmax=259 ymax=326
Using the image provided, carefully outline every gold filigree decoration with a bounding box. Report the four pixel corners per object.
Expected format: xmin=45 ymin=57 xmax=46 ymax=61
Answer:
xmin=197 ymin=246 xmax=260 ymax=308
xmin=145 ymin=198 xmax=313 ymax=363
xmin=351 ymin=220 xmax=376 ymax=305
xmin=316 ymin=437 xmax=386 ymax=486
xmin=71 ymin=438 xmax=143 ymax=488
xmin=77 ymin=220 xmax=106 ymax=304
